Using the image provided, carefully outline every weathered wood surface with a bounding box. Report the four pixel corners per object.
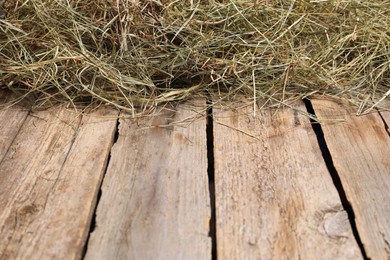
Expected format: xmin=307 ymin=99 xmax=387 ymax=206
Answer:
xmin=0 ymin=93 xmax=30 ymax=163
xmin=213 ymin=101 xmax=362 ymax=259
xmin=85 ymin=100 xmax=211 ymax=260
xmin=312 ymin=99 xmax=390 ymax=260
xmin=380 ymin=111 xmax=390 ymax=135
xmin=0 ymin=106 xmax=117 ymax=260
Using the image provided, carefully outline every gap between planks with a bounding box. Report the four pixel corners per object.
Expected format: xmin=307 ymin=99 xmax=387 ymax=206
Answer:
xmin=84 ymin=99 xmax=212 ymax=260
xmin=212 ymin=100 xmax=362 ymax=259
xmin=1 ymin=96 xmax=388 ymax=260
xmin=311 ymin=98 xmax=390 ymax=260
xmin=0 ymin=105 xmax=118 ymax=260
xmin=379 ymin=110 xmax=390 ymax=136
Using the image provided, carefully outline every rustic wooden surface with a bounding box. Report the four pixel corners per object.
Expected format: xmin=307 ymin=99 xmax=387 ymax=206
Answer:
xmin=312 ymin=99 xmax=390 ymax=260
xmin=85 ymin=100 xmax=211 ymax=260
xmin=212 ymin=101 xmax=362 ymax=259
xmin=380 ymin=111 xmax=390 ymax=135
xmin=0 ymin=93 xmax=30 ymax=163
xmin=0 ymin=96 xmax=389 ymax=259
xmin=0 ymin=106 xmax=117 ymax=259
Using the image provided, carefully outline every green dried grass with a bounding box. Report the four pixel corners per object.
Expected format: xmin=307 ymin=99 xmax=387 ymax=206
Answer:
xmin=0 ymin=0 xmax=389 ymax=114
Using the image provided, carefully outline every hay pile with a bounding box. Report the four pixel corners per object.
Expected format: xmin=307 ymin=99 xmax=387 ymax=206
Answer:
xmin=0 ymin=0 xmax=389 ymax=113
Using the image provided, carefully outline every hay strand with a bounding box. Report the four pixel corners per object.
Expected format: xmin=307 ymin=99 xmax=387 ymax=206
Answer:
xmin=0 ymin=0 xmax=389 ymax=112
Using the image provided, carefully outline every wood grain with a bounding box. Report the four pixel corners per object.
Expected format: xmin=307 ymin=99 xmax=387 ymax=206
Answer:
xmin=85 ymin=100 xmax=211 ymax=260
xmin=213 ymin=101 xmax=362 ymax=259
xmin=0 ymin=92 xmax=30 ymax=163
xmin=0 ymin=106 xmax=118 ymax=259
xmin=312 ymin=99 xmax=390 ymax=260
xmin=380 ymin=111 xmax=390 ymax=135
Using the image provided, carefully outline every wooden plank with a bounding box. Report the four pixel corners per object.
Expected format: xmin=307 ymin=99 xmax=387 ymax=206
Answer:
xmin=312 ymin=99 xmax=390 ymax=260
xmin=380 ymin=111 xmax=390 ymax=135
xmin=213 ymin=101 xmax=362 ymax=259
xmin=0 ymin=91 xmax=30 ymax=163
xmin=0 ymin=106 xmax=118 ymax=259
xmin=85 ymin=100 xmax=211 ymax=260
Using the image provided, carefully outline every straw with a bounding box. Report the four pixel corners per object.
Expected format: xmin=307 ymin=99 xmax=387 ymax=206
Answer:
xmin=0 ymin=0 xmax=389 ymax=113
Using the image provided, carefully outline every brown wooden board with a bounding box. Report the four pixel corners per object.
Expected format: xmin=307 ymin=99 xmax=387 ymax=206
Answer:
xmin=85 ymin=100 xmax=211 ymax=260
xmin=380 ymin=111 xmax=390 ymax=135
xmin=0 ymin=92 xmax=30 ymax=163
xmin=312 ymin=99 xmax=390 ymax=260
xmin=0 ymin=106 xmax=117 ymax=259
xmin=213 ymin=101 xmax=362 ymax=259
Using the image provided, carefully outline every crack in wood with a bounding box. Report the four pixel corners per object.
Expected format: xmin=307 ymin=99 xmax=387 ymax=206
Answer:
xmin=206 ymin=99 xmax=217 ymax=260
xmin=81 ymin=116 xmax=120 ymax=259
xmin=378 ymin=111 xmax=390 ymax=137
xmin=303 ymin=98 xmax=369 ymax=260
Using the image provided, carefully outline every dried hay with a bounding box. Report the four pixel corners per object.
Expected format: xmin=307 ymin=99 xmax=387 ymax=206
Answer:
xmin=0 ymin=0 xmax=389 ymax=114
